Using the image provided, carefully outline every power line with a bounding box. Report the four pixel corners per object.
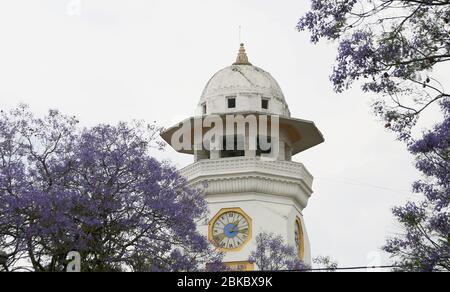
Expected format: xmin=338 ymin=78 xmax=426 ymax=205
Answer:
xmin=283 ymin=265 xmax=400 ymax=272
xmin=317 ymin=177 xmax=411 ymax=196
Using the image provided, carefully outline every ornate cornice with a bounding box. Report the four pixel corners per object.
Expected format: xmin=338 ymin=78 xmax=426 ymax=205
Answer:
xmin=181 ymin=157 xmax=314 ymax=209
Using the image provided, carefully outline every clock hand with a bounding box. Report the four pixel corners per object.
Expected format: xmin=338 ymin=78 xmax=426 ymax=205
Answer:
xmin=214 ymin=233 xmax=226 ymax=242
xmin=232 ymin=220 xmax=242 ymax=228
xmin=230 ymin=221 xmax=249 ymax=235
xmin=230 ymin=222 xmax=242 ymax=235
xmin=238 ymin=228 xmax=248 ymax=234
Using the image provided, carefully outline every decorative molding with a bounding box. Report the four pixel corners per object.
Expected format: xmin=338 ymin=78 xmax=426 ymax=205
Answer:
xmin=181 ymin=157 xmax=314 ymax=209
xmin=181 ymin=157 xmax=313 ymax=185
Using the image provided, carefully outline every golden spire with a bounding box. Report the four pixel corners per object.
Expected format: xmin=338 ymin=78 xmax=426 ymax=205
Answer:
xmin=233 ymin=43 xmax=252 ymax=65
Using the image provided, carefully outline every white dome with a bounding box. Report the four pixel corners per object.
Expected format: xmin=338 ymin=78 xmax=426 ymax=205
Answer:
xmin=201 ymin=65 xmax=286 ymax=102
xmin=197 ymin=44 xmax=291 ymax=117
xmin=162 ymin=44 xmax=324 ymax=157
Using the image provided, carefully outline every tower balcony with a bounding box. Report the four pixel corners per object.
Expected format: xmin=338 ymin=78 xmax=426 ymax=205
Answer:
xmin=180 ymin=157 xmax=314 ymax=209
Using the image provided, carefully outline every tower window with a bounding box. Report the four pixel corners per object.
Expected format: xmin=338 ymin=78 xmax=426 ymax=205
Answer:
xmin=227 ymin=97 xmax=236 ymax=109
xmin=202 ymin=103 xmax=207 ymax=115
xmin=262 ymin=98 xmax=269 ymax=110
xmin=256 ymin=136 xmax=272 ymax=156
xmin=221 ymin=135 xmax=245 ymax=158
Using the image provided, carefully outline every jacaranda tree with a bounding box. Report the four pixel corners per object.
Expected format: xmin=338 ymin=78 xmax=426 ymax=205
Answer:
xmin=384 ymin=100 xmax=450 ymax=271
xmin=0 ymin=105 xmax=222 ymax=272
xmin=298 ymin=1 xmax=450 ymax=271
xmin=249 ymin=232 xmax=309 ymax=271
xmin=313 ymin=256 xmax=338 ymax=272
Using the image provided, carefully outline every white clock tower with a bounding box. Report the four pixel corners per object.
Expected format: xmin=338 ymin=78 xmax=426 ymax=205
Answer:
xmin=161 ymin=44 xmax=324 ymax=270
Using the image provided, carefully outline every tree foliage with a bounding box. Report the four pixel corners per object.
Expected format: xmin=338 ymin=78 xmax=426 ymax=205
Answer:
xmin=298 ymin=0 xmax=450 ymax=137
xmin=249 ymin=232 xmax=308 ymax=271
xmin=298 ymin=0 xmax=450 ymax=271
xmin=0 ymin=105 xmax=221 ymax=272
xmin=313 ymin=255 xmax=338 ymax=272
xmin=384 ymin=100 xmax=450 ymax=271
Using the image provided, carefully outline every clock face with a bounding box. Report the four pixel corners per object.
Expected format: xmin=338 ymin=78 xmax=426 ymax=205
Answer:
xmin=211 ymin=211 xmax=250 ymax=250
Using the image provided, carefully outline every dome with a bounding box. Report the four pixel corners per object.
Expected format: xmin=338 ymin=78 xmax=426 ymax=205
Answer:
xmin=197 ymin=44 xmax=291 ymax=117
xmin=161 ymin=44 xmax=324 ymax=157
xmin=201 ymin=65 xmax=286 ymax=103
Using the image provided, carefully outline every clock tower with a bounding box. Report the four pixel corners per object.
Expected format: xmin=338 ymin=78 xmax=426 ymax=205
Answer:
xmin=161 ymin=44 xmax=324 ymax=270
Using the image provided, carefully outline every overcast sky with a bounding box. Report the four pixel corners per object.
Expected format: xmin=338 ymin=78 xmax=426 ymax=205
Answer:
xmin=1 ymin=0 xmax=446 ymax=269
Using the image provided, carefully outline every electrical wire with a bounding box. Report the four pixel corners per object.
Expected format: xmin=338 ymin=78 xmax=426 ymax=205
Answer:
xmin=283 ymin=265 xmax=401 ymax=272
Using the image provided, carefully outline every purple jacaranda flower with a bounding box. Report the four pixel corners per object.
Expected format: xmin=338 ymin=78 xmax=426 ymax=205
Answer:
xmin=298 ymin=1 xmax=450 ymax=271
xmin=0 ymin=105 xmax=223 ymax=272
xmin=249 ymin=232 xmax=309 ymax=271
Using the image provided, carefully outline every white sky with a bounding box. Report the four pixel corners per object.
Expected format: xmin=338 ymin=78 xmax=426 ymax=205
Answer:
xmin=0 ymin=0 xmax=445 ymax=269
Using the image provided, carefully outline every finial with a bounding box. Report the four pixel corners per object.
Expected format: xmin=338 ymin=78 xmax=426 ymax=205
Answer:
xmin=233 ymin=43 xmax=252 ymax=65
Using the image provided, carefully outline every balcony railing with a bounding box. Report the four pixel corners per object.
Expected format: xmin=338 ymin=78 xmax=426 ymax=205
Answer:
xmin=180 ymin=157 xmax=313 ymax=187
